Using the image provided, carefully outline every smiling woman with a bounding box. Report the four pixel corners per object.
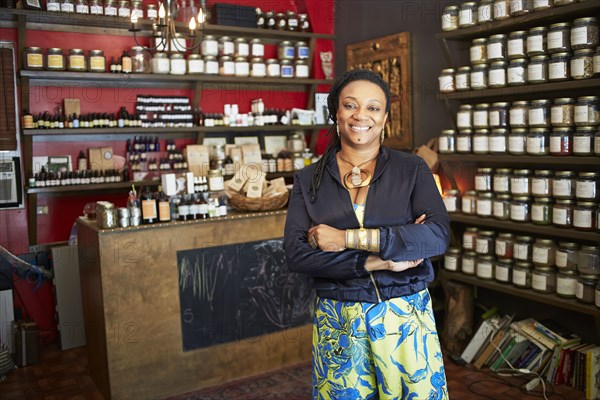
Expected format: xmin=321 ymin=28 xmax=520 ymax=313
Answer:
xmin=284 ymin=69 xmax=451 ymax=399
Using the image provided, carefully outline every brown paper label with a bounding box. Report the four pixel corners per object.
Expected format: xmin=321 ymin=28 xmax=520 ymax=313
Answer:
xmin=141 ymin=200 xmax=157 ymax=219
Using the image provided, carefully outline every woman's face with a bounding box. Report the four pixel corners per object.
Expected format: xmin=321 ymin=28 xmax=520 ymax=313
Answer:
xmin=336 ymin=80 xmax=388 ymax=149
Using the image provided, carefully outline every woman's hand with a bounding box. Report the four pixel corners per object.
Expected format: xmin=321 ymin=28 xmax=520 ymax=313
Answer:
xmin=307 ymin=224 xmax=346 ymax=252
xmin=365 ymin=255 xmax=423 ymax=272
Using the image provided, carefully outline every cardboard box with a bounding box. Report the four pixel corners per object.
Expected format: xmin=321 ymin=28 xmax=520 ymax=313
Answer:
xmin=64 ymin=98 xmax=80 ymax=117
xmin=13 ymin=321 xmax=38 ymax=367
xmin=89 ymin=147 xmax=115 ymax=170
xmin=184 ymin=145 xmax=210 ymax=177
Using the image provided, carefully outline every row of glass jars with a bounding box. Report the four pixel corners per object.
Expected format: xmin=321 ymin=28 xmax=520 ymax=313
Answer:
xmin=452 ymin=98 xmax=600 ymax=130
xmin=186 ymin=36 xmax=309 ymax=61
xmin=444 ymin=249 xmax=600 ymax=304
xmin=440 ymin=126 xmax=600 ymax=156
xmin=439 ymin=48 xmax=600 ymax=92
xmin=46 ymin=0 xmax=149 ymax=18
xmin=442 ymin=0 xmax=591 ymax=32
xmin=23 ymin=47 xmax=110 ymax=72
xmin=459 ymin=230 xmax=598 ymax=271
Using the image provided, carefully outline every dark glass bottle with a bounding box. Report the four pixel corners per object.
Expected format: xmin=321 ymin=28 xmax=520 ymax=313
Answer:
xmin=158 ymin=191 xmax=171 ymax=222
xmin=141 ymin=187 xmax=157 ymax=224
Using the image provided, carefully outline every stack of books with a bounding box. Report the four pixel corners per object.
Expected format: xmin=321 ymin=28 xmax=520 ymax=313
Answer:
xmin=459 ymin=316 xmax=600 ymax=399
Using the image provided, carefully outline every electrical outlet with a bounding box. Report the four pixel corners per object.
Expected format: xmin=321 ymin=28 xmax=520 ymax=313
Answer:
xmin=37 ymin=205 xmax=48 ymax=215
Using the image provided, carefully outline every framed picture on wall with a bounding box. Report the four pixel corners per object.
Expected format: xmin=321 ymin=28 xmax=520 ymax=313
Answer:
xmin=203 ymin=137 xmax=227 ymax=147
xmin=22 ymin=0 xmax=42 ymax=10
xmin=263 ymin=135 xmax=287 ymax=156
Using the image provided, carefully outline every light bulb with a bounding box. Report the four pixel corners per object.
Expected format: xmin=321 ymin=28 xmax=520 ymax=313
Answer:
xmin=158 ymin=3 xmax=166 ymax=18
xmin=197 ymin=8 xmax=205 ymax=24
xmin=189 ymin=16 xmax=196 ymax=31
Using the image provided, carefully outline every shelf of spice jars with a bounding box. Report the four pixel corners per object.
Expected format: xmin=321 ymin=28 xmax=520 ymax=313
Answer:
xmin=21 ymin=124 xmax=332 ymax=136
xmin=0 ymin=8 xmax=336 ymax=40
xmin=19 ymin=69 xmax=334 ymax=88
xmin=437 ymin=269 xmax=599 ymax=317
xmin=439 ymin=154 xmax=599 ymax=166
xmin=436 ymin=0 xmax=600 ymax=41
xmin=449 ymin=213 xmax=600 ymax=243
xmin=437 ymin=78 xmax=600 ymax=101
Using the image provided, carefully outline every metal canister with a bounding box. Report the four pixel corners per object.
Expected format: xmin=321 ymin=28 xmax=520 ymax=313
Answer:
xmin=117 ymin=207 xmax=130 ymax=227
xmin=96 ymin=201 xmax=117 ymax=229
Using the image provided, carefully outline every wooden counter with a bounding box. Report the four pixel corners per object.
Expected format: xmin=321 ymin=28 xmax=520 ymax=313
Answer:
xmin=77 ymin=210 xmax=312 ymax=400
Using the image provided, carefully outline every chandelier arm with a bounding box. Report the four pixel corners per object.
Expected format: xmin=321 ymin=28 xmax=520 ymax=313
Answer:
xmin=131 ymin=29 xmax=162 ymax=52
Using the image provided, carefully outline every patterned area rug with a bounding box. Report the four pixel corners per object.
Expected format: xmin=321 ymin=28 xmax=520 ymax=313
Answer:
xmin=168 ymin=361 xmax=312 ymax=400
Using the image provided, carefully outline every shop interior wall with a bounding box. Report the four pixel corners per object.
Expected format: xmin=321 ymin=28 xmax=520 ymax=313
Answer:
xmin=0 ymin=0 xmax=334 ymax=249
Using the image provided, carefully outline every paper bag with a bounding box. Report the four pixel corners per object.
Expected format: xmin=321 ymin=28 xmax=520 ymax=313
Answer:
xmin=414 ymin=138 xmax=439 ymax=172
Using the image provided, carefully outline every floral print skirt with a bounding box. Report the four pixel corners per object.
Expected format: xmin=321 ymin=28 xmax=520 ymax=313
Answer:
xmin=312 ymin=289 xmax=448 ymax=400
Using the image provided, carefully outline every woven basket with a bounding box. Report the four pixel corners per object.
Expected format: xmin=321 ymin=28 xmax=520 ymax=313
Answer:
xmin=227 ymin=190 xmax=289 ymax=212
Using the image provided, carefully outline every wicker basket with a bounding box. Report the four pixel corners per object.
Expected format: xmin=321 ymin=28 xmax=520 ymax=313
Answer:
xmin=227 ymin=190 xmax=289 ymax=212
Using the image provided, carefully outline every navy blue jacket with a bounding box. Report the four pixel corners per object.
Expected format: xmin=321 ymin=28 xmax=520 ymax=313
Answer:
xmin=283 ymin=146 xmax=450 ymax=303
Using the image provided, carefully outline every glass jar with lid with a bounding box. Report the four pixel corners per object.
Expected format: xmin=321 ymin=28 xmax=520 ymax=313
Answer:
xmin=266 ymin=59 xmax=280 ymax=77
xmin=533 ymin=0 xmax=552 ymax=9
xmin=75 ymin=0 xmax=89 ymax=14
xmin=495 ymin=259 xmax=514 ymax=283
xmin=61 ymin=0 xmax=75 ymax=12
xmin=574 ymin=126 xmax=596 ymax=155
xmin=462 ymin=251 xmax=477 ymax=275
xmin=46 ymin=48 xmax=65 ymax=71
xmin=286 ymin=10 xmax=299 ymax=31
xmin=278 ymin=41 xmax=295 ymax=60
xmin=295 ymin=41 xmax=309 ymax=60
xmin=275 ymin=12 xmax=287 ymax=30
xmin=495 ymin=232 xmax=515 ymax=259
xmin=553 ymin=170 xmax=576 ymax=199
xmin=576 ymin=172 xmax=599 ymax=201
xmin=130 ymin=46 xmax=149 ymax=73
xmin=556 ymin=242 xmax=579 ymax=270
xmin=514 ymin=235 xmax=534 ymax=261
xmin=553 ymin=199 xmax=575 ymax=227
xmin=551 ymin=98 xmax=575 ymax=127
xmin=295 ymin=59 xmax=309 ymax=78
xmin=508 ymin=128 xmax=528 ymax=155
xmin=456 ymin=130 xmax=473 ymax=153
xmin=145 ymin=3 xmax=156 ymax=19
xmin=556 ymin=269 xmax=578 ymax=298
xmin=548 ymin=22 xmax=571 ymax=54
xmin=571 ymin=49 xmax=595 ymax=79
xmin=594 ymin=46 xmax=600 ymax=75
xmin=24 ymin=47 xmax=44 ymax=70
xmin=130 ymin=0 xmax=142 ymax=19
xmin=438 ymin=68 xmax=455 ymax=93
xmin=47 ymin=0 xmax=61 ymax=11
xmin=250 ymin=39 xmax=264 ymax=58
xmin=510 ymin=195 xmax=531 ymax=222
xmin=476 ymin=230 xmax=496 ymax=255
xmin=575 ymin=96 xmax=600 ymax=126
xmin=532 ymin=266 xmax=556 ymax=293
xmin=250 ymin=57 xmax=266 ymax=78
xmin=528 ymin=55 xmax=549 ymax=83
xmin=490 ymin=128 xmax=508 ymax=153
xmin=68 ymin=48 xmax=86 ymax=72
xmin=462 ymin=227 xmax=479 ymax=251
xmin=475 ymin=167 xmax=493 ymax=191
xmin=508 ymin=31 xmax=527 ymax=59
xmin=578 ymin=245 xmax=600 ymax=275
xmin=510 ymin=101 xmax=529 ymax=128
xmin=233 ymin=38 xmax=249 ymax=59
xmin=549 ymin=52 xmax=571 ymax=81
xmin=493 ymin=0 xmax=510 ymax=20
xmin=532 ymin=170 xmax=553 ymax=197
xmin=470 ymin=38 xmax=488 ymax=65
xmin=117 ymin=0 xmax=129 ymax=17
xmin=529 ymin=99 xmax=551 ymax=128
xmin=442 ymin=5 xmax=459 ymax=31
xmin=577 ymin=275 xmax=599 ymax=304
xmin=478 ymin=0 xmax=493 ymax=23
xmin=169 ymin=53 xmax=186 ymax=75
xmin=457 ymin=104 xmax=473 ymax=130
xmin=104 ymin=0 xmax=117 ymax=15
xmin=462 ymin=191 xmax=477 ymax=215
xmin=510 ymin=0 xmax=532 ymax=16
xmin=513 ymin=261 xmax=533 ymax=288
xmin=470 ymin=64 xmax=488 ymax=89
xmin=151 ymin=53 xmax=169 ymax=74
xmin=493 ymin=168 xmax=512 ymax=194
xmin=476 ymin=255 xmax=495 ymax=280
xmin=458 ymin=1 xmax=478 ymax=28
xmin=89 ymin=0 xmax=102 ymax=14
xmin=281 ymin=60 xmax=294 ymax=78
xmin=444 ymin=247 xmax=462 ymax=271
xmin=571 ymin=17 xmax=599 ymax=51
xmin=88 ymin=49 xmax=105 ymax=72
xmin=476 ymin=192 xmax=494 ymax=217
xmin=488 ymin=61 xmax=507 ymax=87
xmin=489 ymin=102 xmax=509 ymax=128
xmin=507 ymin=58 xmax=528 ymax=85
xmin=493 ymin=193 xmax=512 ymax=220
xmin=527 ymin=27 xmax=547 ymax=57
xmin=187 ymin=54 xmax=204 ymax=75
xmin=550 ymin=126 xmax=574 ymax=154
xmin=455 ymin=66 xmax=471 ymax=91
xmin=218 ymin=36 xmax=234 ymax=57
xmin=527 ymin=128 xmax=550 ymax=155
xmin=511 ymin=169 xmax=532 ymax=195
xmin=219 ymin=56 xmax=234 ymax=76
xmin=200 ymin=35 xmax=218 ymax=57
xmin=473 ymin=129 xmax=490 ymax=154
xmin=443 ymin=189 xmax=461 ymax=212
xmin=532 ymin=197 xmax=553 ymax=225
xmin=532 ymin=238 xmax=557 ymax=268
xmin=439 ymin=130 xmax=456 ymax=153
xmin=596 ymin=128 xmax=600 ymax=156
xmin=573 ymin=201 xmax=597 ymax=231
xmin=235 ymin=56 xmax=250 ymax=77
xmin=487 ymin=34 xmax=507 ymax=62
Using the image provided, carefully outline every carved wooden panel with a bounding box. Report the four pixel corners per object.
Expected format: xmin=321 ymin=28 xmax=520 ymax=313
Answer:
xmin=346 ymin=32 xmax=412 ymax=150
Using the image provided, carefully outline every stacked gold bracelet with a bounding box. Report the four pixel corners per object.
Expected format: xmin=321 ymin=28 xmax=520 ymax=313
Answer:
xmin=345 ymin=228 xmax=380 ymax=252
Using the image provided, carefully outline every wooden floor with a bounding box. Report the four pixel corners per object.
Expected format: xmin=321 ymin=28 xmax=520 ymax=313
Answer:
xmin=1 ymin=343 xmax=587 ymax=399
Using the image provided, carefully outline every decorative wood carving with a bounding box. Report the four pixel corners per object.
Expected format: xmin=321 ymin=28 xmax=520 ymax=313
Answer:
xmin=346 ymin=32 xmax=412 ymax=150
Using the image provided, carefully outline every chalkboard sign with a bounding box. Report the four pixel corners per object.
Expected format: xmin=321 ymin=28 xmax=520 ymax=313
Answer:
xmin=177 ymin=238 xmax=314 ymax=352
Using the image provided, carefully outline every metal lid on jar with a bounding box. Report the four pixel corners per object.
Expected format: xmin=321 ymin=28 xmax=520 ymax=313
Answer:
xmin=207 ymin=169 xmax=223 ymax=177
xmin=477 ymin=167 xmax=494 ymax=173
xmin=515 ymin=261 xmax=533 ymax=269
xmin=447 ymin=247 xmax=461 ymax=254
xmin=498 ymin=232 xmax=515 ymax=239
xmin=479 ymin=254 xmax=495 ymax=261
xmin=96 ymin=200 xmax=115 ymax=209
xmin=509 ymin=30 xmax=527 ymax=38
xmin=444 ymin=5 xmax=459 ymax=10
xmin=188 ymin=54 xmax=202 ymax=60
xmin=47 ymin=48 xmax=63 ymax=53
xmin=496 ymin=168 xmax=512 ymax=174
xmin=441 ymin=68 xmax=455 ymax=73
xmin=475 ymin=103 xmax=490 ymax=108
xmin=534 ymin=197 xmax=554 ymax=204
xmin=459 ymin=129 xmax=473 ymax=135
xmin=491 ymin=128 xmax=509 ymax=134
xmin=202 ymin=35 xmax=217 ymax=41
xmin=170 ymin=53 xmax=184 ymax=59
xmin=509 ymin=57 xmax=528 ymax=64
xmin=234 ymin=37 xmax=247 ymax=44
xmin=457 ymin=66 xmax=471 ymax=72
xmin=218 ymin=36 xmax=232 ymax=42
xmin=295 ymin=41 xmax=308 ymax=47
xmin=441 ymin=129 xmax=456 ymax=135
xmin=576 ymin=126 xmax=597 ymax=133
xmin=25 ymin=46 xmax=43 ymax=52
xmin=555 ymin=170 xmax=576 ymax=177
xmin=573 ymin=49 xmax=595 ymax=56
xmin=534 ymin=169 xmax=553 ymax=176
xmin=461 ymin=2 xmax=478 ymax=7
xmin=490 ymin=61 xmax=507 ymax=67
xmin=69 ymin=48 xmax=85 ymax=54
xmin=491 ymin=101 xmax=510 ymax=107
xmin=475 ymin=129 xmax=490 ymax=135
xmin=465 ymin=226 xmax=478 ymax=232
xmin=472 ymin=38 xmax=488 ymax=44
xmin=496 ymin=193 xmax=512 ymax=201
xmin=549 ymin=22 xmax=571 ymax=29
xmin=236 ymin=56 xmax=249 ymax=62
xmin=219 ymin=55 xmax=232 ymax=61
xmin=89 ymin=49 xmax=104 ymax=56
xmin=577 ymin=95 xmax=600 ymax=102
xmin=478 ymin=192 xmax=494 ymax=199
xmin=530 ymin=55 xmax=549 ymax=61
xmin=512 ymin=100 xmax=530 ymax=106
xmin=459 ymin=104 xmax=473 ymax=110
xmin=513 ymin=168 xmax=532 ymax=175
xmin=513 ymin=195 xmax=532 ymax=201
xmin=555 ymin=199 xmax=575 ymax=205
xmin=552 ymin=127 xmax=574 ymax=134
xmin=530 ymin=127 xmax=550 ymax=134
xmin=551 ymin=52 xmax=571 ymax=59
xmin=445 ymin=189 xmax=460 ymax=195
xmin=153 ymin=52 xmax=168 ymax=58
xmin=496 ymin=259 xmax=514 ymax=266
xmin=578 ymin=172 xmax=600 ymax=178
xmin=531 ymin=99 xmax=552 ymax=105
xmin=511 ymin=128 xmax=527 ymax=134
xmin=131 ymin=46 xmax=144 ymax=52
xmin=554 ymin=97 xmax=575 ymax=104
xmin=578 ymin=274 xmax=600 ymax=280
xmin=489 ymin=34 xmax=507 ymax=41
xmin=581 ymin=245 xmax=600 ymax=251
xmin=573 ymin=17 xmax=597 ymax=24
xmin=558 ymin=241 xmax=579 ymax=249
xmin=528 ymin=26 xmax=548 ymax=34
xmin=557 ymin=269 xmax=577 ymax=276
xmin=576 ymin=201 xmax=599 ymax=207
xmin=250 ymin=38 xmax=263 ymax=44
xmin=534 ymin=266 xmax=555 ymax=272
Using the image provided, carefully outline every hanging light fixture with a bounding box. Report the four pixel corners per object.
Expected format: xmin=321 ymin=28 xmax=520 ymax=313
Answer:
xmin=129 ymin=0 xmax=205 ymax=53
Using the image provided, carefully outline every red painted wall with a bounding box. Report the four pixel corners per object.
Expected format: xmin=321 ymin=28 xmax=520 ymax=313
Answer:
xmin=0 ymin=0 xmax=334 ymax=248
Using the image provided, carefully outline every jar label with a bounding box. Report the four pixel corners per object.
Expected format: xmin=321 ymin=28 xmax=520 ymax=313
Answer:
xmin=298 ymin=47 xmax=309 ymax=59
xmin=235 ymin=62 xmax=250 ymax=76
xmin=462 ymin=258 xmax=475 ymax=274
xmin=475 ymin=176 xmax=490 ymax=192
xmin=76 ymin=4 xmax=89 ymax=13
xmin=473 ymin=110 xmax=488 ymax=127
xmin=439 ymin=75 xmax=454 ymax=92
xmin=90 ymin=56 xmax=105 ymax=71
xmin=267 ymin=63 xmax=280 ymax=77
xmin=209 ymin=177 xmax=224 ymax=191
xmin=574 ymin=105 xmax=589 ymax=124
xmin=534 ymin=0 xmax=550 ymax=7
xmin=553 ymin=207 xmax=568 ymax=224
xmin=571 ymin=27 xmax=588 ymax=46
xmin=573 ymin=209 xmax=592 ymax=228
xmin=594 ymin=54 xmax=600 ymax=74
xmin=547 ymin=31 xmax=564 ymax=50
xmin=47 ymin=2 xmax=61 ymax=11
xmin=576 ymin=180 xmax=596 ymax=199
xmin=251 ymin=63 xmax=266 ymax=77
xmin=596 ymin=136 xmax=600 ymax=154
xmin=508 ymin=135 xmax=525 ymax=153
xmin=118 ymin=7 xmax=130 ymax=17
xmin=507 ymin=66 xmax=525 ymax=83
xmin=455 ymin=73 xmax=468 ymax=90
xmin=221 ymin=42 xmax=234 ymax=55
xmin=206 ymin=61 xmax=219 ymax=74
xmin=553 ymin=179 xmax=572 ymax=197
xmin=489 ymin=68 xmax=506 ymax=86
xmin=47 ymin=54 xmax=64 ymax=69
xmin=69 ymin=55 xmax=85 ymax=69
xmin=555 ymin=251 xmax=568 ymax=268
xmin=496 ymin=241 xmax=507 ymax=257
xmin=442 ymin=196 xmax=457 ymax=212
xmin=462 ymin=197 xmax=474 ymax=214
xmin=27 ymin=53 xmax=43 ymax=68
xmin=439 ymin=136 xmax=450 ymax=152
xmin=526 ymin=136 xmax=543 ymax=154
xmin=576 ymin=282 xmax=584 ymax=299
xmin=489 ymin=111 xmax=500 ymax=126
xmin=509 ymin=109 xmax=526 ymax=126
xmin=549 ymin=62 xmax=568 ymax=80
xmin=531 ymin=204 xmax=545 ymax=222
xmin=532 ymin=274 xmax=547 ymax=291
xmin=457 ymin=136 xmax=471 ymax=152
xmin=493 ymin=200 xmax=506 ymax=218
xmin=141 ymin=199 xmax=157 ymax=219
xmin=61 ymin=3 xmax=74 ymax=12
xmin=557 ymin=276 xmax=577 ymax=295
xmin=511 ymin=177 xmax=529 ymax=194
xmin=532 ymin=178 xmax=549 ymax=195
xmin=442 ymin=14 xmax=458 ymax=31
xmin=513 ymin=269 xmax=527 ymax=285
xmin=477 ymin=261 xmax=493 ymax=278
xmin=236 ymin=43 xmax=249 ymax=57
xmin=527 ymin=35 xmax=544 ymax=54
xmin=528 ymin=63 xmax=543 ymax=81
xmin=281 ymin=65 xmax=294 ymax=77
xmin=457 ymin=111 xmax=471 ymax=129
xmin=495 ymin=2 xmax=508 ymax=18
xmin=252 ymin=44 xmax=265 ymax=57
xmin=510 ymin=204 xmax=527 ymax=221
xmin=489 ymin=136 xmax=506 ymax=152
xmin=444 ymin=255 xmax=458 ymax=271
xmin=90 ymin=4 xmax=103 ymax=14
xmin=471 ymin=71 xmax=485 ymax=88
xmin=495 ymin=266 xmax=509 ymax=282
xmin=529 ymin=108 xmax=546 ymax=126
xmin=201 ymin=41 xmax=218 ymax=56
xmin=478 ymin=4 xmax=492 ymax=21
xmin=473 ymin=136 xmax=489 ymax=152
xmin=571 ymin=58 xmax=585 ymax=78
xmin=494 ymin=176 xmax=509 ymax=192
xmin=573 ymin=135 xmax=592 ymax=154
xmin=508 ymin=39 xmax=524 ymax=57
xmin=105 ymin=5 xmax=117 ymax=15
xmin=488 ymin=42 xmax=503 ymax=60
xmin=459 ymin=9 xmax=473 ymax=26
xmin=188 ymin=59 xmax=204 ymax=74
xmin=476 ymin=199 xmax=492 ymax=216
xmin=550 ymin=106 xmax=564 ymax=125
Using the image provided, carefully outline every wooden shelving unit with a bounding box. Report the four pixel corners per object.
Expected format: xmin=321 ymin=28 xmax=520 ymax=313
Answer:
xmin=439 ymin=154 xmax=600 ymax=167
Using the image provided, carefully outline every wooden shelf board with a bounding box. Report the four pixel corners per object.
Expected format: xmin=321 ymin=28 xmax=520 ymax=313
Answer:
xmin=449 ymin=213 xmax=600 ymax=243
xmin=438 ymin=270 xmax=599 ymax=316
xmin=439 ymin=154 xmax=600 ymax=166
xmin=438 ymin=78 xmax=600 ymax=101
xmin=436 ymin=0 xmax=600 ymax=40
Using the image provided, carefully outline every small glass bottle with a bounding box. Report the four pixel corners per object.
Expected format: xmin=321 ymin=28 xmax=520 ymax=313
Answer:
xmin=576 ymin=274 xmax=600 ymax=304
xmin=532 ymin=238 xmax=557 ymax=268
xmin=508 ymin=128 xmax=527 ymax=155
xmin=511 ymin=169 xmax=532 ymax=196
xmin=575 ymin=96 xmax=600 ymax=126
xmin=46 ymin=48 xmax=65 ymax=71
xmin=573 ymin=201 xmax=598 ymax=231
xmin=476 ymin=255 xmax=495 ymax=280
xmin=88 ymin=49 xmax=106 ymax=73
xmin=475 ymin=167 xmax=494 ymax=192
xmin=442 ymin=5 xmax=459 ymax=31
xmin=513 ymin=261 xmax=533 ymax=288
xmin=532 ymin=266 xmax=556 ymax=294
xmin=470 ymin=64 xmax=488 ymax=90
xmin=549 ymin=52 xmax=571 ymax=81
xmin=478 ymin=0 xmax=493 ymax=23
xmin=473 ymin=129 xmax=490 ymax=154
xmin=556 ymin=269 xmax=578 ymax=298
xmin=250 ymin=39 xmax=264 ymax=58
xmin=187 ymin=54 xmax=204 ymax=75
xmin=510 ymin=195 xmax=531 ymax=222
xmin=458 ymin=1 xmax=478 ymax=28
xmin=571 ymin=17 xmax=599 ymax=51
xmin=552 ymin=199 xmax=575 ymax=227
xmin=490 ymin=128 xmax=508 ymax=153
xmin=489 ymin=102 xmax=509 ymax=128
xmin=47 ymin=0 xmax=61 ymax=11
xmin=455 ymin=66 xmax=471 ymax=91
xmin=533 ymin=0 xmax=552 ymax=10
xmin=474 ymin=103 xmax=490 ymax=129
xmin=532 ymin=170 xmax=553 ymax=197
xmin=169 ymin=53 xmax=186 ymax=75
xmin=573 ymin=126 xmax=596 ymax=156
xmin=495 ymin=232 xmax=515 ymax=259
xmin=445 ymin=247 xmax=462 ymax=272
xmin=548 ymin=22 xmax=571 ymax=54
xmin=493 ymin=193 xmax=512 ymax=220
xmin=578 ymin=245 xmax=600 ymax=275
xmin=151 ymin=53 xmax=169 ymax=74
xmin=439 ymin=129 xmax=456 ymax=153
xmin=508 ymin=31 xmax=527 ymax=59
xmin=529 ymin=99 xmax=551 ymax=128
xmin=493 ymin=0 xmax=510 ymax=20
xmin=462 ymin=227 xmax=479 ymax=251
xmin=494 ymin=259 xmax=514 ymax=284
xmin=234 ymin=38 xmax=249 ymax=58
xmin=68 ymin=48 xmax=87 ymax=72
xmin=510 ymin=0 xmax=532 ymax=16
xmin=462 ymin=191 xmax=477 ymax=215
xmin=457 ymin=104 xmax=473 ymax=130
xmin=250 ymin=57 xmax=266 ymax=78
xmin=576 ymin=172 xmax=599 ymax=201
xmin=531 ymin=196 xmax=553 ymax=225
xmin=510 ymin=101 xmax=530 ymax=128
xmin=487 ymin=34 xmax=507 ymax=62
xmin=294 ymin=59 xmax=309 ymax=78
xmin=527 ymin=128 xmax=550 ymax=155
xmin=295 ymin=41 xmax=309 ymax=60
xmin=551 ymin=98 xmax=575 ymax=127
xmin=556 ymin=242 xmax=580 ymax=270
xmin=528 ymin=55 xmax=549 ymax=84
xmin=527 ymin=27 xmax=547 ymax=57
xmin=493 ymin=168 xmax=512 ymax=194
xmin=439 ymin=68 xmax=455 ymax=93
xmin=462 ymin=251 xmax=477 ymax=275
xmin=476 ymin=191 xmax=494 ymax=217
xmin=266 ymin=59 xmax=280 ymax=77
xmin=471 ymin=38 xmax=488 ymax=65
xmin=61 ymin=0 xmax=75 ymax=13
xmin=218 ymin=36 xmax=234 ymax=57
xmin=200 ymin=35 xmax=219 ymax=57
xmin=75 ymin=0 xmax=89 ymax=14
xmin=553 ymin=170 xmax=576 ymax=199
xmin=507 ymin=58 xmax=528 ymax=85
xmin=571 ymin=49 xmax=595 ymax=80
xmin=443 ymin=189 xmax=461 ymax=212
xmin=488 ymin=61 xmax=507 ymax=87
xmin=456 ymin=129 xmax=473 ymax=153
